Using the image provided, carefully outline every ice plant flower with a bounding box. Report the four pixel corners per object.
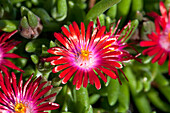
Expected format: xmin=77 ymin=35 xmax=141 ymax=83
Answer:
xmin=0 ymin=72 xmax=59 ymax=112
xmin=0 ymin=30 xmax=24 ymax=74
xmin=44 ymin=19 xmax=140 ymax=90
xmin=140 ymin=1 xmax=170 ymax=75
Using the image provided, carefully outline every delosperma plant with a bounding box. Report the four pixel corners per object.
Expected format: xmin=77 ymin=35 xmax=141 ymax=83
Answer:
xmin=0 ymin=0 xmax=170 ymax=113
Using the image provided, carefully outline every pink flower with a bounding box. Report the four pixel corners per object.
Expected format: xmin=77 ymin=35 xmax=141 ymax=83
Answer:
xmin=0 ymin=72 xmax=59 ymax=113
xmin=140 ymin=2 xmax=170 ymax=75
xmin=0 ymin=30 xmax=24 ymax=74
xmin=44 ymin=19 xmax=140 ymax=90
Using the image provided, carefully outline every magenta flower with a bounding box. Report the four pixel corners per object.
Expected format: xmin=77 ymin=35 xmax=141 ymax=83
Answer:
xmin=140 ymin=2 xmax=170 ymax=75
xmin=44 ymin=19 xmax=140 ymax=90
xmin=0 ymin=30 xmax=24 ymax=74
xmin=0 ymin=72 xmax=59 ymax=112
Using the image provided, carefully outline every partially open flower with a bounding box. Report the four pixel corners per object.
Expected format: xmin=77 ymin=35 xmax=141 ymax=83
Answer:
xmin=0 ymin=30 xmax=24 ymax=74
xmin=0 ymin=72 xmax=59 ymax=112
xmin=44 ymin=18 xmax=141 ymax=90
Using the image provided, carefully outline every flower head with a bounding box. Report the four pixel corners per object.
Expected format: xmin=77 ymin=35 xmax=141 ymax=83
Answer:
xmin=0 ymin=30 xmax=24 ymax=74
xmin=44 ymin=18 xmax=140 ymax=90
xmin=140 ymin=1 xmax=170 ymax=75
xmin=0 ymin=72 xmax=59 ymax=113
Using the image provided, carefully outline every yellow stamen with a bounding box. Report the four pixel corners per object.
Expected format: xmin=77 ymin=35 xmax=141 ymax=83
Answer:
xmin=15 ymin=103 xmax=26 ymax=113
xmin=80 ymin=49 xmax=91 ymax=61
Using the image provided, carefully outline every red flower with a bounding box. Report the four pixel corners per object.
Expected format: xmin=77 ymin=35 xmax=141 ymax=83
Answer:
xmin=0 ymin=72 xmax=59 ymax=112
xmin=44 ymin=19 xmax=140 ymax=90
xmin=140 ymin=2 xmax=170 ymax=75
xmin=0 ymin=30 xmax=24 ymax=74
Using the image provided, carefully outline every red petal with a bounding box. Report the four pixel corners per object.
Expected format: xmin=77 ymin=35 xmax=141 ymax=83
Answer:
xmin=51 ymin=59 xmax=68 ymax=65
xmin=93 ymin=73 xmax=101 ymax=90
xmin=88 ymin=69 xmax=94 ymax=85
xmin=147 ymin=12 xmax=159 ymax=18
xmin=36 ymin=93 xmax=57 ymax=105
xmin=91 ymin=26 xmax=106 ymax=49
xmin=62 ymin=67 xmax=77 ymax=84
xmin=11 ymin=72 xmax=18 ymax=96
xmin=0 ymin=30 xmax=18 ymax=43
xmin=69 ymin=24 xmax=78 ymax=45
xmin=140 ymin=41 xmax=157 ymax=47
xmin=155 ymin=19 xmax=160 ymax=34
xmin=160 ymin=1 xmax=168 ymax=20
xmin=151 ymin=49 xmax=164 ymax=63
xmin=54 ymin=32 xmax=68 ymax=48
xmin=97 ymin=17 xmax=101 ymax=28
xmin=94 ymin=68 xmax=107 ymax=83
xmin=52 ymin=64 xmax=71 ymax=73
xmin=35 ymin=102 xmax=59 ymax=111
xmin=59 ymin=67 xmax=72 ymax=78
xmin=83 ymin=70 xmax=88 ymax=88
xmin=2 ymin=59 xmax=24 ymax=72
xmin=147 ymin=33 xmax=158 ymax=41
xmin=158 ymin=52 xmax=167 ymax=65
xmin=142 ymin=46 xmax=156 ymax=55
xmin=108 ymin=61 xmax=122 ymax=68
xmin=73 ymin=69 xmax=81 ymax=85
xmin=76 ymin=70 xmax=84 ymax=90
xmin=73 ymin=21 xmax=80 ymax=38
xmin=159 ymin=17 xmax=167 ymax=30
xmin=33 ymin=86 xmax=52 ymax=101
xmin=86 ymin=21 xmax=94 ymax=43
xmin=32 ymin=82 xmax=47 ymax=98
xmin=0 ymin=66 xmax=9 ymax=76
xmin=147 ymin=46 xmax=160 ymax=56
xmin=3 ymin=53 xmax=23 ymax=58
xmin=169 ymin=53 xmax=170 ymax=75
xmin=22 ymin=74 xmax=33 ymax=97
xmin=102 ymin=51 xmax=122 ymax=57
xmin=3 ymin=41 xmax=21 ymax=53
xmin=81 ymin=22 xmax=85 ymax=41
xmin=43 ymin=56 xmax=61 ymax=62
xmin=61 ymin=26 xmax=72 ymax=39
xmin=98 ymin=66 xmax=117 ymax=79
